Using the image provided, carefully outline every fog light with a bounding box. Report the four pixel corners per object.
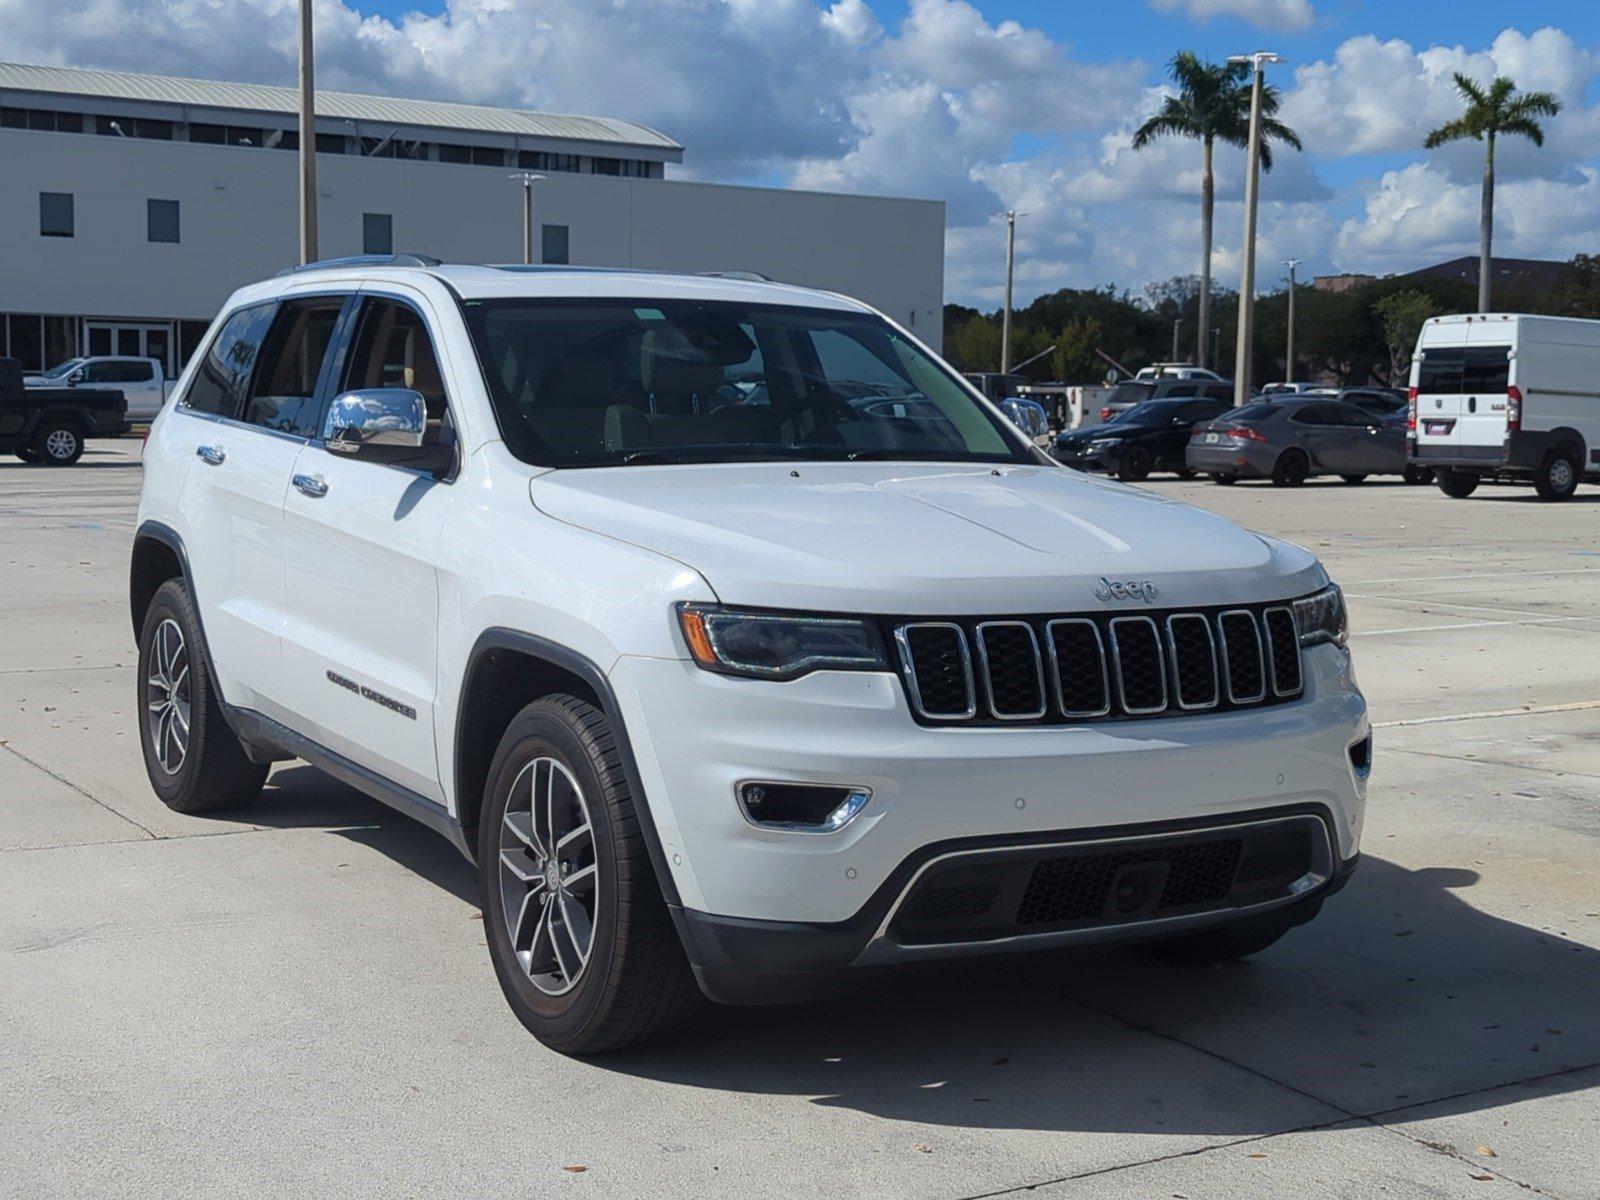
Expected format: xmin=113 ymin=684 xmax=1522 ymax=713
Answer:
xmin=737 ymin=782 xmax=871 ymax=832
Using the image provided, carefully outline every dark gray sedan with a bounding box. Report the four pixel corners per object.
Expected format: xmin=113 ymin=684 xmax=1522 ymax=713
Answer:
xmin=1185 ymin=397 xmax=1409 ymax=486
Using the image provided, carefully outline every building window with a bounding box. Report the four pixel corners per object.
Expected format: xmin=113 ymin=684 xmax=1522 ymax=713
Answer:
xmin=363 ymin=213 xmax=393 ymax=255
xmin=542 ymin=224 xmax=569 ymax=265
xmin=94 ymin=114 xmax=174 ymax=139
xmin=518 ymin=150 xmax=580 ymax=173
xmin=438 ymin=143 xmax=472 ymax=164
xmin=39 ymin=192 xmax=74 ymax=238
xmin=591 ymin=157 xmax=651 ymax=178
xmin=316 ymin=133 xmax=346 ymax=154
xmin=148 ymin=199 xmax=180 ymax=244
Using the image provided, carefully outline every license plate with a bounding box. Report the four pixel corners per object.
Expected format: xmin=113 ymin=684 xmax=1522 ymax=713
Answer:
xmin=1205 ymin=433 xmax=1219 ymax=443
xmin=1424 ymin=420 xmax=1454 ymax=436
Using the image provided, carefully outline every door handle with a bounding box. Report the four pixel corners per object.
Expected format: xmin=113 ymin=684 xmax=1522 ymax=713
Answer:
xmin=293 ymin=473 xmax=329 ymax=498
xmin=196 ymin=444 xmax=225 ymax=465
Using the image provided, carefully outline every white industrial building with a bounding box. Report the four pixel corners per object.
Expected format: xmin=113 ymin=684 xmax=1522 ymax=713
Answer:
xmin=0 ymin=62 xmax=945 ymax=374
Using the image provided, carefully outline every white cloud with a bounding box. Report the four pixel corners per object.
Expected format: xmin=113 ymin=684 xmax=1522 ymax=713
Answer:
xmin=1148 ymin=0 xmax=1317 ymax=33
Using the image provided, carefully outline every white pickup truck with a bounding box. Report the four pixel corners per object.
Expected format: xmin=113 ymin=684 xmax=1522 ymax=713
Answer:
xmin=25 ymin=356 xmax=172 ymax=420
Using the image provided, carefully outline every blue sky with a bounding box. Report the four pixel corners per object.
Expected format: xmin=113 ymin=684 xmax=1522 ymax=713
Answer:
xmin=7 ymin=0 xmax=1597 ymax=306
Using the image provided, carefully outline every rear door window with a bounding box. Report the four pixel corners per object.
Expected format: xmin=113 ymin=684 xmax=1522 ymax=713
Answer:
xmin=1461 ymin=346 xmax=1511 ymax=394
xmin=1416 ymin=346 xmax=1466 ymax=395
xmin=182 ymin=304 xmax=277 ymax=418
xmin=1290 ymin=403 xmax=1348 ymax=426
xmin=244 ymin=298 xmax=345 ymax=436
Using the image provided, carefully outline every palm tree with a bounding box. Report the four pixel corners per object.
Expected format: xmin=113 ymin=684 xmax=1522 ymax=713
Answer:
xmin=1133 ymin=52 xmax=1301 ymax=369
xmin=1424 ymin=74 xmax=1562 ymax=312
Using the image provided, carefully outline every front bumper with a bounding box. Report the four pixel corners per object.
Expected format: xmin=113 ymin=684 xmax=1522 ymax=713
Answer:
xmin=610 ymin=644 xmax=1369 ymax=996
xmin=1052 ymin=441 xmax=1118 ymax=471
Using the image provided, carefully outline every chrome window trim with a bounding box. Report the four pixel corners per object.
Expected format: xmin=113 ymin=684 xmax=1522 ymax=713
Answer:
xmin=1217 ymin=609 xmax=1267 ymax=704
xmin=171 ymin=405 xmax=312 ymax=446
xmin=1108 ymin=615 xmax=1168 ymax=715
xmin=856 ymin=812 xmax=1334 ymax=966
xmin=1165 ymin=613 xmax=1220 ymax=711
xmin=1043 ymin=618 xmax=1111 ymax=718
xmin=894 ymin=622 xmax=977 ymax=721
xmin=1263 ymin=605 xmax=1304 ymax=698
xmin=974 ymin=621 xmax=1047 ymax=720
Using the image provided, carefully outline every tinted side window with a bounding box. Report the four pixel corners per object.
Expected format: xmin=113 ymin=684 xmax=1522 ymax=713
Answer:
xmin=1162 ymin=383 xmax=1199 ymax=397
xmin=244 ymin=299 xmax=345 ymax=436
xmin=182 ymin=305 xmax=276 ymax=417
xmin=1462 ymin=345 xmax=1511 ymax=393
xmin=1290 ymin=403 xmax=1344 ymax=426
xmin=1416 ymin=346 xmax=1465 ymax=395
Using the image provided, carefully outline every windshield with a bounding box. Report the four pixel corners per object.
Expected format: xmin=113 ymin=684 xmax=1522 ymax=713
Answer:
xmin=462 ymin=299 xmax=1031 ymax=468
xmin=1213 ymin=405 xmax=1279 ymax=425
xmin=39 ymin=358 xmax=85 ymax=379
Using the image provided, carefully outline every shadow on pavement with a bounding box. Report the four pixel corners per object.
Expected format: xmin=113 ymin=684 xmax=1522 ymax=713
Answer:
xmin=247 ymin=763 xmax=1599 ymax=1134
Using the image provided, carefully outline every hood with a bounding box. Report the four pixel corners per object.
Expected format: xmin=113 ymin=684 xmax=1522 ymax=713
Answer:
xmin=530 ymin=462 xmax=1325 ymax=614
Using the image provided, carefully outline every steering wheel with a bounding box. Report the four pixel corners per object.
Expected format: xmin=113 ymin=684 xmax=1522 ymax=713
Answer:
xmin=776 ymin=393 xmax=862 ymax=444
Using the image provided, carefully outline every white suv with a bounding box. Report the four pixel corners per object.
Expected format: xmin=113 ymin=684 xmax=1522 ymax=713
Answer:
xmin=131 ymin=258 xmax=1370 ymax=1053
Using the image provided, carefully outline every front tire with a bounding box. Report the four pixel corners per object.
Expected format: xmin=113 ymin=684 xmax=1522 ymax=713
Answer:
xmin=34 ymin=420 xmax=84 ymax=465
xmin=137 ymin=578 xmax=269 ymax=813
xmin=1116 ymin=444 xmax=1152 ymax=482
xmin=1533 ymin=448 xmax=1580 ymax=502
xmin=1339 ymin=474 xmax=1368 ymax=485
xmin=1436 ymin=468 xmax=1480 ymax=498
xmin=15 ymin=448 xmax=41 ymax=463
xmin=1403 ymin=464 xmax=1434 ymax=486
xmin=1271 ymin=450 xmax=1309 ymax=487
xmin=1210 ymin=473 xmax=1236 ymax=485
xmin=480 ymin=695 xmax=698 ymax=1054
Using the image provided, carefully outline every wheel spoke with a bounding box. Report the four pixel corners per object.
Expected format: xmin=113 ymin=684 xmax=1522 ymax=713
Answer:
xmin=509 ymin=886 xmax=541 ymax=951
xmin=527 ymin=902 xmax=557 ymax=980
xmin=499 ymin=846 xmax=541 ymax=885
xmin=171 ymin=664 xmax=189 ymax=698
xmin=548 ymin=900 xmax=580 ymax=983
xmin=554 ymin=821 xmax=592 ymax=856
xmin=556 ymin=888 xmax=594 ymax=959
xmin=562 ymin=862 xmax=597 ymax=894
xmin=502 ymin=809 xmax=537 ymax=853
xmin=541 ymin=762 xmax=559 ymax=857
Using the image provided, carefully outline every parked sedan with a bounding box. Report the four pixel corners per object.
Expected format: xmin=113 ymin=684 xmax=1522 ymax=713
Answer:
xmin=1054 ymin=397 xmax=1231 ymax=480
xmin=1187 ymin=397 xmax=1409 ymax=486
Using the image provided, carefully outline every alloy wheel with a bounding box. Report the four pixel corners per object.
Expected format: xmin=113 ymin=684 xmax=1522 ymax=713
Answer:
xmin=45 ymin=429 xmax=79 ymax=461
xmin=497 ymin=756 xmax=600 ymax=996
xmin=145 ymin=618 xmax=191 ymax=774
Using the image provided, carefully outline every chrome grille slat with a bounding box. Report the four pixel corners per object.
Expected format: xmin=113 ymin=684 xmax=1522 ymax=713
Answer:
xmin=893 ymin=601 xmax=1304 ymax=727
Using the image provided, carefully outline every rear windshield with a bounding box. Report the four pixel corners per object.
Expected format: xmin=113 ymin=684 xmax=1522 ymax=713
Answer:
xmin=460 ymin=298 xmax=1031 ymax=468
xmin=1212 ymin=405 xmax=1278 ymax=425
xmin=1416 ymin=345 xmax=1510 ymax=394
xmin=1105 ymin=381 xmax=1154 ymax=407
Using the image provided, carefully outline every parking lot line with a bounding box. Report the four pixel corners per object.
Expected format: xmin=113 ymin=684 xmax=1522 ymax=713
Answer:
xmin=1374 ymin=698 xmax=1600 ymax=729
xmin=1355 ymin=616 xmax=1580 ymax=637
xmin=1343 ymin=566 xmax=1600 ymax=586
xmin=1343 ymin=593 xmax=1580 ymax=621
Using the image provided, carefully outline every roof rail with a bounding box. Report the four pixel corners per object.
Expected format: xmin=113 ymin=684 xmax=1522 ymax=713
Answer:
xmin=697 ymin=270 xmax=776 ymax=283
xmin=274 ymin=253 xmax=442 ymax=277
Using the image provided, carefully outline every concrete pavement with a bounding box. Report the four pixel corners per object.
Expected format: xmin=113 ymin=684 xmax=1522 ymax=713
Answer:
xmin=3 ymin=442 xmax=1597 ymax=1198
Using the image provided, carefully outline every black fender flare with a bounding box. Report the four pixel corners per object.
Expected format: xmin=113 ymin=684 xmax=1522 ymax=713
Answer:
xmin=453 ymin=627 xmax=683 ymax=907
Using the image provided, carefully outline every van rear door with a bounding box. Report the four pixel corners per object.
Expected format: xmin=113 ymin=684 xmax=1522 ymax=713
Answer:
xmin=1413 ymin=338 xmax=1511 ymax=459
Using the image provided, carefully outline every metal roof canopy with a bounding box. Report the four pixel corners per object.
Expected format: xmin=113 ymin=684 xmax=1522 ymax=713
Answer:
xmin=0 ymin=61 xmax=683 ymax=157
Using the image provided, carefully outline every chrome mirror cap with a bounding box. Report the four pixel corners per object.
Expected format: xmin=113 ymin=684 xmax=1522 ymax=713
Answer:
xmin=324 ymin=388 xmax=426 ymax=452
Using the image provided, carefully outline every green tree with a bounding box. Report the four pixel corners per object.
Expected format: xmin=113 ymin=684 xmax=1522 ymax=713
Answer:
xmin=1132 ymin=52 xmax=1301 ymax=369
xmin=1549 ymin=254 xmax=1600 ymax=318
xmin=1424 ymin=74 xmax=1562 ymax=313
xmin=1052 ymin=316 xmax=1104 ymax=382
xmin=1373 ymin=289 xmax=1443 ymax=384
xmin=945 ymin=315 xmax=1002 ymax=372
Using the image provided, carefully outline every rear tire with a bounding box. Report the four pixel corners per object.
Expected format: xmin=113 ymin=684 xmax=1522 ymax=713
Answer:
xmin=1174 ymin=468 xmax=1197 ymax=480
xmin=33 ymin=419 xmax=84 ymax=466
xmin=1139 ymin=903 xmax=1320 ymax=965
xmin=480 ymin=695 xmax=699 ymax=1054
xmin=1403 ymin=465 xmax=1433 ymax=486
xmin=137 ymin=578 xmax=269 ymax=813
xmin=1436 ymin=469 xmax=1480 ymax=498
xmin=1533 ymin=448 xmax=1580 ymax=502
xmin=1116 ymin=444 xmax=1152 ymax=483
xmin=1339 ymin=474 xmax=1368 ymax=485
xmin=1210 ymin=473 xmax=1236 ymax=485
xmin=1271 ymin=450 xmax=1309 ymax=487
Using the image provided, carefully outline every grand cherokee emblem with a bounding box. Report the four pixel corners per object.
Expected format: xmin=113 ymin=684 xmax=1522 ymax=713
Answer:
xmin=1094 ymin=577 xmax=1159 ymax=603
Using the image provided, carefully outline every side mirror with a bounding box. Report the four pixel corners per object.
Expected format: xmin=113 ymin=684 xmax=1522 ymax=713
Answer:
xmin=68 ymin=369 xmax=86 ymax=384
xmin=324 ymin=388 xmax=426 ymax=460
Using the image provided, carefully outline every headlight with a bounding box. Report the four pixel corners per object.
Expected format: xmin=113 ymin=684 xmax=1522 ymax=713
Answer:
xmin=677 ymin=604 xmax=888 ymax=679
xmin=1293 ymin=584 xmax=1347 ymax=648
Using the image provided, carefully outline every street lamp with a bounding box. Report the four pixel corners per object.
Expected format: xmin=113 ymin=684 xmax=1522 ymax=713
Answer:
xmin=1282 ymin=257 xmax=1301 ymax=382
xmin=508 ymin=172 xmax=546 ymax=264
xmin=1227 ymin=50 xmax=1282 ymax=405
xmin=1000 ymin=211 xmax=1019 ymax=375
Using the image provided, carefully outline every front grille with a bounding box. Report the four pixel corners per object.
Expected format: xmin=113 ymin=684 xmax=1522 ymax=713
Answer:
xmin=888 ymin=816 xmax=1326 ymax=945
xmin=893 ymin=601 xmax=1304 ymax=726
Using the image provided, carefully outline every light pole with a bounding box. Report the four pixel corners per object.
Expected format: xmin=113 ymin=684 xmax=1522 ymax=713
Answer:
xmin=1000 ymin=211 xmax=1017 ymax=375
xmin=297 ymin=0 xmax=318 ymax=263
xmin=1227 ymin=50 xmax=1281 ymax=405
xmin=1281 ymin=257 xmax=1301 ymax=382
xmin=509 ymin=172 xmax=545 ymax=264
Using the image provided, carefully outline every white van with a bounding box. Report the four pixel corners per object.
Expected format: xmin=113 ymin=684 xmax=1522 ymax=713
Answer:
xmin=1409 ymin=313 xmax=1600 ymax=501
